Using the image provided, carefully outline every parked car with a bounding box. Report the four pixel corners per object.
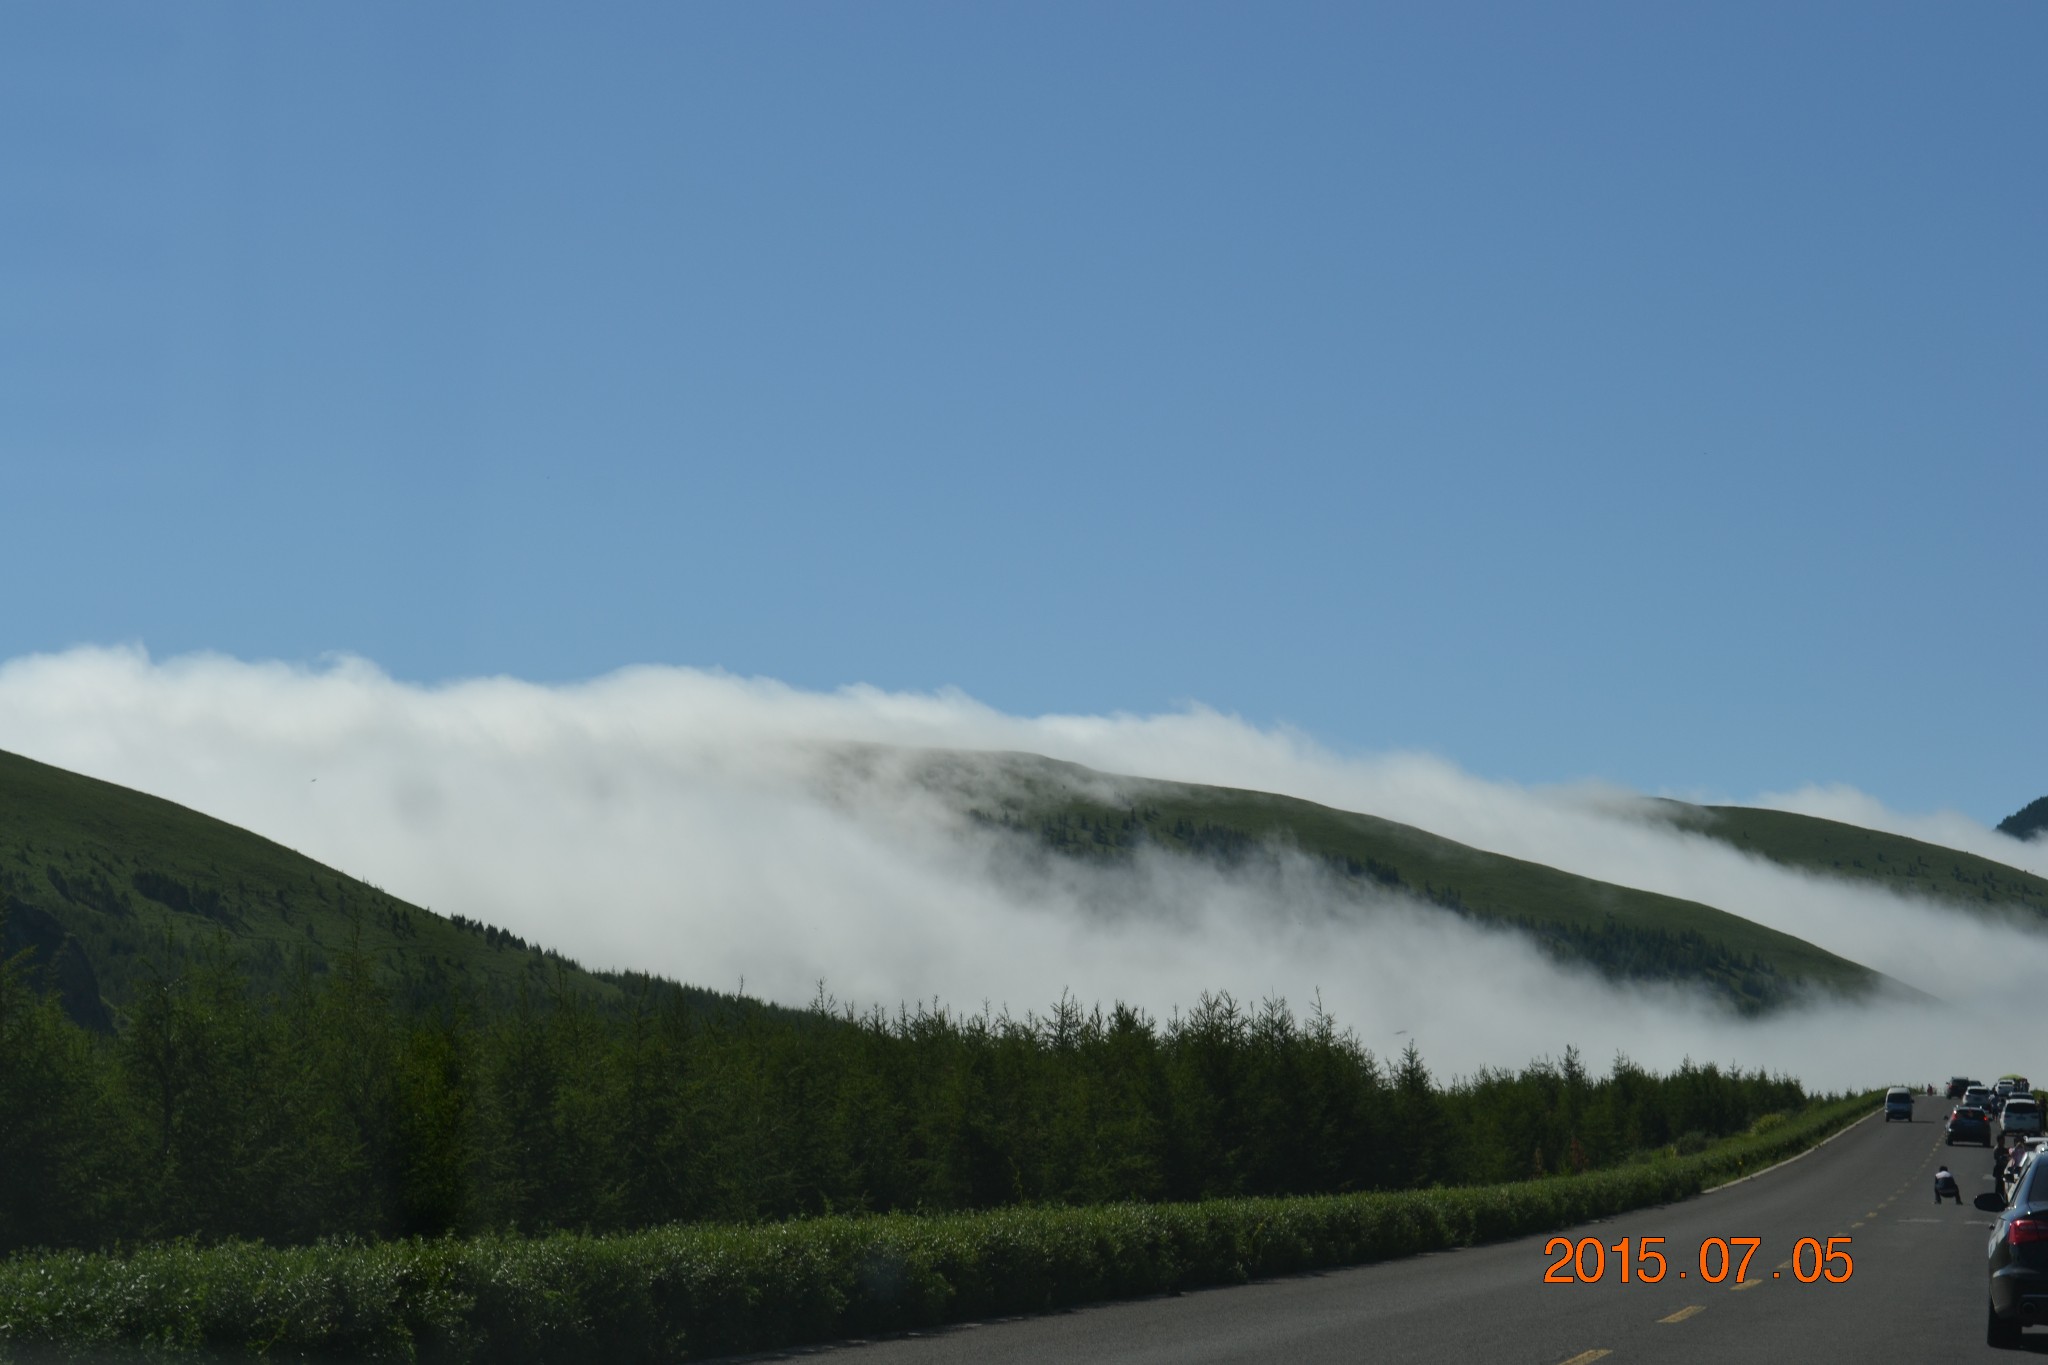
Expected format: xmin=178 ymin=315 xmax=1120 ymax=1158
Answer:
xmin=2006 ymin=1139 xmax=2048 ymax=1204
xmin=1885 ymin=1088 xmax=1916 ymax=1121
xmin=1987 ymin=1144 xmax=2048 ymax=1343
xmin=1969 ymin=1086 xmax=1998 ymax=1111
xmin=1952 ymin=1106 xmax=1994 ymax=1145
xmin=2005 ymin=1098 xmax=2045 ymax=1138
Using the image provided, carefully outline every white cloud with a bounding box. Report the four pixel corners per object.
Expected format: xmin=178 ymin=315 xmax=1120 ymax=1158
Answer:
xmin=0 ymin=644 xmax=2039 ymax=1092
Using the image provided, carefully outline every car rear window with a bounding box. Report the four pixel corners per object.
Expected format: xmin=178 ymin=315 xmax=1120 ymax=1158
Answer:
xmin=2009 ymin=1100 xmax=2040 ymax=1113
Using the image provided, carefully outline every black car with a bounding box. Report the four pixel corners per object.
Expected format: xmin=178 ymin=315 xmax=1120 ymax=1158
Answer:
xmin=1952 ymin=1107 xmax=1993 ymax=1146
xmin=1988 ymin=1145 xmax=2048 ymax=1342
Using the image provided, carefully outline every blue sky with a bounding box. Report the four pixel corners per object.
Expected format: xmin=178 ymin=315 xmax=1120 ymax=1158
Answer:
xmin=4 ymin=3 xmax=2042 ymax=821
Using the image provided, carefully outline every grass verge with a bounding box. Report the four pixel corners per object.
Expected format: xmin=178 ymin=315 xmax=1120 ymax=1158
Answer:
xmin=0 ymin=1092 xmax=1878 ymax=1363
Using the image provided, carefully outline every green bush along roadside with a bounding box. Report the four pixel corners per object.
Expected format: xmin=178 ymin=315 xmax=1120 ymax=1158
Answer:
xmin=0 ymin=1091 xmax=1875 ymax=1363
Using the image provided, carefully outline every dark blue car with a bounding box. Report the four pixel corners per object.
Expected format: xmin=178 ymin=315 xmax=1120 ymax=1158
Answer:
xmin=1952 ymin=1106 xmax=1993 ymax=1146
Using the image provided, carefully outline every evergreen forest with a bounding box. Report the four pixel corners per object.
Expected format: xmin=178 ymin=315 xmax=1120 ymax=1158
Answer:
xmin=1 ymin=926 xmax=1814 ymax=1259
xmin=1999 ymin=795 xmax=2048 ymax=843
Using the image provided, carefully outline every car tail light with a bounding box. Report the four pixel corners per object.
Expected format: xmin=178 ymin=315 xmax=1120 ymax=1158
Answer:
xmin=2009 ymin=1219 xmax=2048 ymax=1246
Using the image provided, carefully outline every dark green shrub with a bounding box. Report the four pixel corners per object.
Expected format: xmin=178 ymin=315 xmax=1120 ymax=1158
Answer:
xmin=0 ymin=1093 xmax=1874 ymax=1363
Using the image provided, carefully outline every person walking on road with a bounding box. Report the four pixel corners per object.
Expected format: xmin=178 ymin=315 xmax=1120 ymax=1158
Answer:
xmin=1935 ymin=1165 xmax=1961 ymax=1204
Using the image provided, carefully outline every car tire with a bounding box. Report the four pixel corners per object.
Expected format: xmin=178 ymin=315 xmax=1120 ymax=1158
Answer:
xmin=1989 ymin=1298 xmax=2021 ymax=1347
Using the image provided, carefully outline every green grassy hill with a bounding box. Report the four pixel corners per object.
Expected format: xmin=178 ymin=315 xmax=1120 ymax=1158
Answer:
xmin=0 ymin=747 xmax=737 ymax=1028
xmin=1655 ymin=801 xmax=2048 ymax=922
xmin=4 ymin=744 xmax=1944 ymax=1028
xmin=898 ymin=751 xmax=1893 ymax=1012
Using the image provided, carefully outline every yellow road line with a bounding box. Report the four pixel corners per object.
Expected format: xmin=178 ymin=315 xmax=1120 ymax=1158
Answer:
xmin=1661 ymin=1305 xmax=1705 ymax=1323
xmin=1557 ymin=1352 xmax=1612 ymax=1364
xmin=1732 ymin=1277 xmax=1764 ymax=1291
xmin=1776 ymin=1260 xmax=1792 ymax=1270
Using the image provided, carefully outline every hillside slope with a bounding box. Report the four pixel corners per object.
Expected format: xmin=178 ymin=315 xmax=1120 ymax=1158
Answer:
xmin=3 ymin=744 xmax=1933 ymax=1028
xmin=0 ymin=748 xmax=735 ymax=1027
xmin=894 ymin=750 xmax=1893 ymax=1013
xmin=1657 ymin=801 xmax=2048 ymax=922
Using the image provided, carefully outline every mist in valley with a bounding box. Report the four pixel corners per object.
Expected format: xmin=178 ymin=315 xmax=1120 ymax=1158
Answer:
xmin=4 ymin=644 xmax=2042 ymax=1092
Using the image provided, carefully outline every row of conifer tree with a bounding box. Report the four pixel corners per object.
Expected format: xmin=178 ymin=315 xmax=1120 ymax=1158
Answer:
xmin=0 ymin=935 xmax=1812 ymax=1256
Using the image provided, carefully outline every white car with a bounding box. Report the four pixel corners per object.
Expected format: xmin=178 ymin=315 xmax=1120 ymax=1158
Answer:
xmin=2003 ymin=1097 xmax=2044 ymax=1138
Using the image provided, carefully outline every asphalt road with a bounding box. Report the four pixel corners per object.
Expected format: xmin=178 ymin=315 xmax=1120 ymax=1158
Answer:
xmin=736 ymin=1094 xmax=2038 ymax=1364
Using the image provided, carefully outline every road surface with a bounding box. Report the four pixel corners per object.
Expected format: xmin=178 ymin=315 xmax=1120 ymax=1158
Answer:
xmin=732 ymin=1094 xmax=2037 ymax=1363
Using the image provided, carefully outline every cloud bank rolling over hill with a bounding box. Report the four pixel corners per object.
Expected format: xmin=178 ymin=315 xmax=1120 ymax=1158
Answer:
xmin=2 ymin=646 xmax=2041 ymax=1089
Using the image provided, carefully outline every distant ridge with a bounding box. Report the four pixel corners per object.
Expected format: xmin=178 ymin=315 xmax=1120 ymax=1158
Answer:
xmin=883 ymin=748 xmax=1899 ymax=1014
xmin=1664 ymin=802 xmax=2048 ymax=922
xmin=1999 ymin=796 xmax=2048 ymax=843
xmin=3 ymin=744 xmax=1968 ymax=1028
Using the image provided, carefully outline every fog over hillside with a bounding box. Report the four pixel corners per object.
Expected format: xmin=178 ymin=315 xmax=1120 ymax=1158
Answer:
xmin=4 ymin=645 xmax=2043 ymax=1090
